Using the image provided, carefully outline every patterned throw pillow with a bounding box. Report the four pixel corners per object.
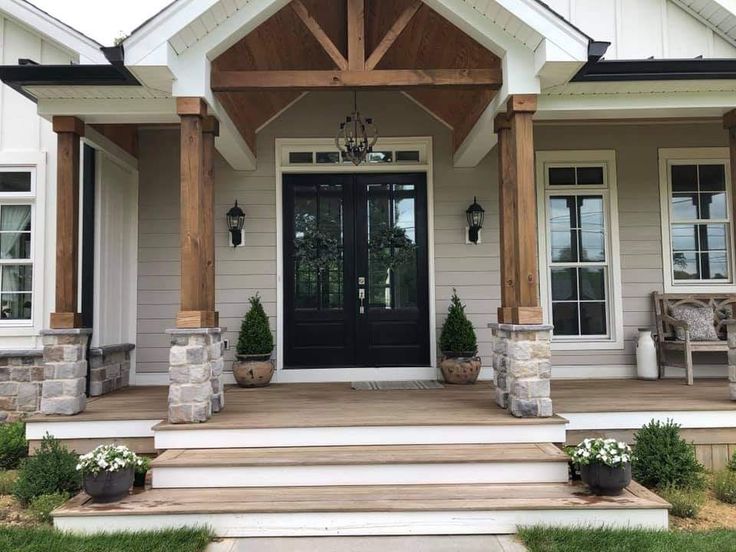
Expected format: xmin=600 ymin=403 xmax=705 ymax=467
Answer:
xmin=671 ymin=305 xmax=719 ymax=341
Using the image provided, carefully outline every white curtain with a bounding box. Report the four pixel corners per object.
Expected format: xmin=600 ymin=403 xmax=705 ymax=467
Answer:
xmin=0 ymin=205 xmax=30 ymax=260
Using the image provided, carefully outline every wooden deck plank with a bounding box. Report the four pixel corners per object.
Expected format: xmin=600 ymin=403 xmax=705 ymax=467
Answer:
xmin=152 ymin=443 xmax=569 ymax=468
xmin=53 ymin=482 xmax=668 ymax=517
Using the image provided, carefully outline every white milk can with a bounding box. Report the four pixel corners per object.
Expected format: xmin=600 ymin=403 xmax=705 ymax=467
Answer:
xmin=636 ymin=328 xmax=658 ymax=380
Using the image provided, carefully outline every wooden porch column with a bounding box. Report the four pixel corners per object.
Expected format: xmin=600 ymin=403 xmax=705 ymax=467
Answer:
xmin=726 ymin=110 xmax=736 ymax=226
xmin=496 ymin=95 xmax=542 ymax=325
xmin=203 ymin=116 xmax=220 ymax=327
xmin=50 ymin=117 xmax=85 ymax=329
xmin=176 ymin=98 xmax=217 ymax=328
xmin=494 ymin=112 xmax=516 ymax=324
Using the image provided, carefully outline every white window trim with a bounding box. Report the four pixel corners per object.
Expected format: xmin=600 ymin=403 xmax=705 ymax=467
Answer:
xmin=536 ymin=150 xmax=624 ymax=351
xmin=659 ymin=147 xmax=734 ymax=293
xmin=0 ymin=151 xmax=46 ymax=333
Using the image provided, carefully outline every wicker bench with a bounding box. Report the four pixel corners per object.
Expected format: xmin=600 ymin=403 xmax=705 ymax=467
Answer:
xmin=652 ymin=292 xmax=736 ymax=385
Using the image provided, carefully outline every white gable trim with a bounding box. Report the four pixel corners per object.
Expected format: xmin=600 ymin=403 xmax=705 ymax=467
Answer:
xmin=671 ymin=0 xmax=736 ymax=48
xmin=0 ymin=0 xmax=106 ymax=64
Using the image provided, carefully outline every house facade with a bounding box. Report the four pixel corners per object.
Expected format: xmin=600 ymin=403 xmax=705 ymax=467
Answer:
xmin=1 ymin=0 xmax=736 ymax=537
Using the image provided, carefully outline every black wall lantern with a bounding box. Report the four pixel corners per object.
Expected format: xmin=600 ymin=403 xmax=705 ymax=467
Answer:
xmin=227 ymin=200 xmax=246 ymax=247
xmin=466 ymin=197 xmax=485 ymax=244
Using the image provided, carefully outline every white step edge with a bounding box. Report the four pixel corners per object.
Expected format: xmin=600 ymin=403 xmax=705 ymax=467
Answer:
xmin=153 ymin=424 xmax=568 ymax=449
xmin=151 ymin=462 xmax=570 ymax=488
xmin=54 ymin=508 xmax=669 ymax=537
xmin=26 ymin=419 xmax=161 ymax=440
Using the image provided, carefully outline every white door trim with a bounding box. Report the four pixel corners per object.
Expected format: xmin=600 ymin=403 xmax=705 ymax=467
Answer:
xmin=274 ymin=137 xmax=436 ymax=381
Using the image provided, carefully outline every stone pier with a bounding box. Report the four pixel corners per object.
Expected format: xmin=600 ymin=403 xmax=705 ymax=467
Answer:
xmin=40 ymin=329 xmax=91 ymax=415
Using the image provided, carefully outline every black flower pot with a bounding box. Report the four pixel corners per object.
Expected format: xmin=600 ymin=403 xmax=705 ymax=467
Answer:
xmin=133 ymin=470 xmax=147 ymax=488
xmin=580 ymin=462 xmax=631 ymax=496
xmin=83 ymin=467 xmax=134 ymax=503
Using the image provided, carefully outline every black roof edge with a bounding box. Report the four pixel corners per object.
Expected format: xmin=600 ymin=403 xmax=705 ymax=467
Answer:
xmin=0 ymin=44 xmax=141 ymax=103
xmin=573 ymin=44 xmax=736 ymax=82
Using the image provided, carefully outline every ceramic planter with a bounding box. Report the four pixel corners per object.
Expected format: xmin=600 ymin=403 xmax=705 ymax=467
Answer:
xmin=233 ymin=354 xmax=274 ymax=387
xmin=83 ymin=467 xmax=134 ymax=503
xmin=580 ymin=462 xmax=632 ymax=496
xmin=440 ymin=354 xmax=481 ymax=384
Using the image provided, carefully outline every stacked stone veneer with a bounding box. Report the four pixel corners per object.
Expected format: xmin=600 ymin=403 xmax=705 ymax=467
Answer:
xmin=491 ymin=323 xmax=553 ymax=418
xmin=89 ymin=344 xmax=134 ymax=397
xmin=728 ymin=322 xmax=736 ymax=400
xmin=0 ymin=351 xmax=45 ymax=421
xmin=167 ymin=328 xmax=224 ymax=424
xmin=40 ymin=329 xmax=90 ymax=416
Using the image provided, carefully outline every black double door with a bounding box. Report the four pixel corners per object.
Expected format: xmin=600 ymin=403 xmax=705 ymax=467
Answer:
xmin=284 ymin=173 xmax=429 ymax=368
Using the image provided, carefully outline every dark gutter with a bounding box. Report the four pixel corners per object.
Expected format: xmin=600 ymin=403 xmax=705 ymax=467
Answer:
xmin=0 ymin=44 xmax=141 ymax=102
xmin=573 ymin=43 xmax=736 ymax=82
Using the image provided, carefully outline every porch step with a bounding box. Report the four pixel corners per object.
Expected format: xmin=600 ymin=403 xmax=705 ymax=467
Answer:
xmin=152 ymin=417 xmax=568 ymax=449
xmin=53 ymin=482 xmax=670 ymax=536
xmin=150 ymin=443 xmax=571 ymax=488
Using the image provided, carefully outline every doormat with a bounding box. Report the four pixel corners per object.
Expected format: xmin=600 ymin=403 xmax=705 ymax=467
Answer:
xmin=352 ymin=380 xmax=444 ymax=391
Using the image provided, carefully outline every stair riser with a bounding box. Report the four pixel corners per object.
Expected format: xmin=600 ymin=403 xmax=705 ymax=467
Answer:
xmin=54 ymin=508 xmax=669 ymax=537
xmin=154 ymin=424 xmax=567 ymax=450
xmin=151 ymin=462 xmax=570 ymax=488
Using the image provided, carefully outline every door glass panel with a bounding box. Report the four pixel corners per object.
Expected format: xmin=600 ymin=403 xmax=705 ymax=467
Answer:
xmin=367 ymin=183 xmax=417 ymax=310
xmin=293 ymin=184 xmax=344 ymax=310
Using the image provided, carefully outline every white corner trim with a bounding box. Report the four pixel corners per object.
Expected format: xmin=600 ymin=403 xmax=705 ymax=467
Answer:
xmin=536 ymin=150 xmax=625 ymax=350
xmin=658 ymin=147 xmax=735 ymax=293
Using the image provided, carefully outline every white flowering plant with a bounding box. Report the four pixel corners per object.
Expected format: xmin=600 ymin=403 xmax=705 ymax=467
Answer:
xmin=571 ymin=438 xmax=633 ymax=469
xmin=76 ymin=444 xmax=140 ymax=475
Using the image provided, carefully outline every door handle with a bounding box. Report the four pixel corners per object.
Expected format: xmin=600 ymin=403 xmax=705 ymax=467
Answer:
xmin=358 ymin=288 xmax=365 ymax=314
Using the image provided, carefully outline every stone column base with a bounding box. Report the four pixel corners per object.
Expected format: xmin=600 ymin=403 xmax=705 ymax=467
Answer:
xmin=167 ymin=328 xmax=224 ymax=424
xmin=40 ymin=329 xmax=91 ymax=416
xmin=490 ymin=323 xmax=553 ymax=418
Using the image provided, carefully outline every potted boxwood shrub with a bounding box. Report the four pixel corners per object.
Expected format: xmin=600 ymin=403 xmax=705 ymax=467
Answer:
xmin=232 ymin=293 xmax=275 ymax=387
xmin=571 ymin=438 xmax=633 ymax=496
xmin=76 ymin=444 xmax=138 ymax=503
xmin=439 ymin=289 xmax=480 ymax=384
xmin=134 ymin=456 xmax=151 ymax=488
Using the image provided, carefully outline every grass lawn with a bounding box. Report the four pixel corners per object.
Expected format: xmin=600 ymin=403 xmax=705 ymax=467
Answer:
xmin=518 ymin=527 xmax=736 ymax=552
xmin=0 ymin=526 xmax=212 ymax=552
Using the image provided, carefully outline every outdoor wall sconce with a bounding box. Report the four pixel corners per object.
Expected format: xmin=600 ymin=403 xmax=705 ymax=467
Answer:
xmin=466 ymin=197 xmax=485 ymax=244
xmin=226 ymin=200 xmax=246 ymax=247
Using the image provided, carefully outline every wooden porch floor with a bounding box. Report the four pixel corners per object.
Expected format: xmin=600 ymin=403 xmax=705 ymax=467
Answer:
xmin=29 ymin=378 xmax=736 ymax=425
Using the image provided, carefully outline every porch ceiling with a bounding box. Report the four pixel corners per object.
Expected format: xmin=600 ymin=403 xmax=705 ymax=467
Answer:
xmin=210 ymin=0 xmax=502 ymax=153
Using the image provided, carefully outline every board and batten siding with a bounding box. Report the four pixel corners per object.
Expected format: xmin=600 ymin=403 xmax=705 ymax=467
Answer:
xmin=135 ymin=91 xmax=498 ymax=377
xmin=542 ymin=0 xmax=736 ymax=59
xmin=0 ymin=14 xmax=76 ymax=348
xmin=535 ymin=122 xmax=730 ymax=377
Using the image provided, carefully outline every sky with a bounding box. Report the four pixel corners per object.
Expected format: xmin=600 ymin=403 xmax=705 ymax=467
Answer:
xmin=29 ymin=0 xmax=173 ymax=45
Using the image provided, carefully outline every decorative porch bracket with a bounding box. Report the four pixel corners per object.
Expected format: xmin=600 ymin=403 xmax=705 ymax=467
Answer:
xmin=492 ymin=95 xmax=552 ymax=418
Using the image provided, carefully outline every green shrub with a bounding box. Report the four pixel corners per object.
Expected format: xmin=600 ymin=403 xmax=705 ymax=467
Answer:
xmin=29 ymin=492 xmax=69 ymax=523
xmin=439 ymin=289 xmax=477 ymax=355
xmin=714 ymin=470 xmax=736 ymax=504
xmin=236 ymin=294 xmax=274 ymax=356
xmin=0 ymin=469 xmax=18 ymax=494
xmin=632 ymin=419 xmax=705 ymax=490
xmin=0 ymin=421 xmax=27 ymax=470
xmin=659 ymin=485 xmax=705 ymax=518
xmin=13 ymin=434 xmax=80 ymax=506
xmin=727 ymin=450 xmax=736 ymax=472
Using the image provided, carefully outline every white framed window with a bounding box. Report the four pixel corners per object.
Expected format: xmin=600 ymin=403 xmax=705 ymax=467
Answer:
xmin=659 ymin=148 xmax=734 ymax=292
xmin=0 ymin=168 xmax=36 ymax=326
xmin=537 ymin=151 xmax=623 ymax=350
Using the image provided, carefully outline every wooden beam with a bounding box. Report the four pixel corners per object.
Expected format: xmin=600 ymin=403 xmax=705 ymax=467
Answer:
xmin=494 ymin=112 xmax=515 ymax=324
xmin=202 ymin=116 xmax=219 ymax=327
xmin=178 ymin=99 xmax=216 ymax=328
xmin=365 ymin=0 xmax=421 ymax=71
xmin=50 ymin=116 xmax=84 ymax=329
xmin=291 ymin=0 xmax=348 ymax=70
xmin=211 ymin=68 xmax=501 ymax=90
xmin=347 ymin=0 xmax=365 ymax=71
xmin=507 ymin=95 xmax=542 ymax=325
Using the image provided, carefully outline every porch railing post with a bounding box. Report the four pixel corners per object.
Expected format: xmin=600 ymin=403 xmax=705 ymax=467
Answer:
xmin=491 ymin=95 xmax=553 ymax=418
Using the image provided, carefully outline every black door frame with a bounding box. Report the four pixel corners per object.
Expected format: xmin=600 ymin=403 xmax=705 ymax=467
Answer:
xmin=282 ymin=171 xmax=431 ymax=369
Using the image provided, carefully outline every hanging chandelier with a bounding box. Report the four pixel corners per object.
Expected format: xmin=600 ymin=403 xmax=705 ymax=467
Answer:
xmin=335 ymin=90 xmax=378 ymax=166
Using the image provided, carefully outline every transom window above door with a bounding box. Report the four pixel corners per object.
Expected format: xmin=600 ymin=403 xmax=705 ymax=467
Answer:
xmin=537 ymin=151 xmax=623 ymax=349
